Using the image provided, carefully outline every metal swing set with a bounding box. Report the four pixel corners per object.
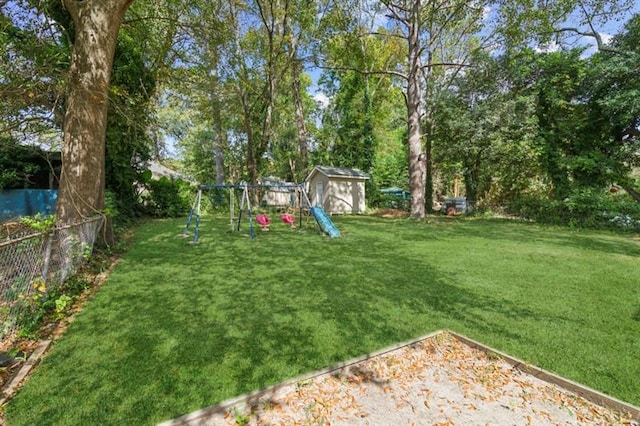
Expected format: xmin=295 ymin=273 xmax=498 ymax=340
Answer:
xmin=182 ymin=183 xmax=312 ymax=244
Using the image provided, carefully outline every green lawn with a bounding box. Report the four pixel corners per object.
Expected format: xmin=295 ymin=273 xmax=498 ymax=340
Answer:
xmin=5 ymin=215 xmax=640 ymax=425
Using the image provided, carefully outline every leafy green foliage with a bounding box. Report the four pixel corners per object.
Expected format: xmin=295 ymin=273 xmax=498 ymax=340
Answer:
xmin=0 ymin=137 xmax=46 ymax=189
xmin=105 ymin=31 xmax=157 ymax=220
xmin=432 ymin=53 xmax=540 ymax=210
xmin=143 ymin=177 xmax=192 ymax=217
xmin=581 ymin=15 xmax=640 ymax=191
xmin=316 ymin=31 xmax=405 ymax=192
xmin=434 ymin=25 xmax=640 ymax=214
xmin=14 ymin=275 xmax=82 ymax=338
xmin=20 ymin=213 xmax=56 ymax=232
xmin=0 ymin=1 xmax=70 ymax=136
xmin=509 ymin=189 xmax=640 ymax=231
xmin=507 ymin=48 xmax=591 ymax=199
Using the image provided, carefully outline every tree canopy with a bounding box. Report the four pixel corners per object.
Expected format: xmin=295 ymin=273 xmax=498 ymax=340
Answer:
xmin=1 ymin=0 xmax=638 ymax=229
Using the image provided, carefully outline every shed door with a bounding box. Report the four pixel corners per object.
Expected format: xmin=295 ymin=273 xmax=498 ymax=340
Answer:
xmin=315 ymin=182 xmax=324 ymax=207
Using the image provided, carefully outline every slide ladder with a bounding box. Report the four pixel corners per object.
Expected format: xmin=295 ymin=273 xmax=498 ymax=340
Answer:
xmin=310 ymin=206 xmax=340 ymax=238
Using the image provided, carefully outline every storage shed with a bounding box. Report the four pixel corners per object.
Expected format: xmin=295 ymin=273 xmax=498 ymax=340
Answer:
xmin=305 ymin=166 xmax=369 ymax=214
xmin=260 ymin=177 xmax=295 ymax=208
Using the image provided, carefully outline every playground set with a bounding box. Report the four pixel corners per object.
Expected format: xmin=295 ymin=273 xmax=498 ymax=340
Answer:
xmin=182 ymin=183 xmax=340 ymax=243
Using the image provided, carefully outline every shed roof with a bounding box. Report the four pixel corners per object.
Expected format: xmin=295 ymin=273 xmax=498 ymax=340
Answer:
xmin=306 ymin=166 xmax=370 ymax=181
xmin=147 ymin=161 xmax=190 ymax=181
xmin=379 ymin=187 xmax=409 ymax=194
xmin=260 ymin=176 xmax=296 ymax=192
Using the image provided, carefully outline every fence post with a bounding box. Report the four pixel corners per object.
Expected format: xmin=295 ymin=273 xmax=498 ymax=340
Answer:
xmin=41 ymin=232 xmax=54 ymax=282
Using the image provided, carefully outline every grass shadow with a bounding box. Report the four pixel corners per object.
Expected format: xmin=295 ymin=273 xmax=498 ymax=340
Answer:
xmin=5 ymin=215 xmax=640 ymax=425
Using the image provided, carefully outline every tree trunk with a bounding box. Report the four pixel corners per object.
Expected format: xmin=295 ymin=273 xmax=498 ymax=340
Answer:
xmin=211 ymin=64 xmax=226 ymax=185
xmin=407 ymin=0 xmax=425 ymax=218
xmin=423 ymin=25 xmax=434 ymax=214
xmin=57 ymin=0 xmax=133 ymax=238
xmin=424 ymin=134 xmax=433 ymax=212
xmin=261 ymin=77 xmax=276 ymax=176
xmin=214 ymin=134 xmax=225 ymax=185
xmin=241 ymin=92 xmax=257 ymax=185
xmin=620 ymin=183 xmax=640 ymax=203
xmin=292 ymin=59 xmax=308 ymax=182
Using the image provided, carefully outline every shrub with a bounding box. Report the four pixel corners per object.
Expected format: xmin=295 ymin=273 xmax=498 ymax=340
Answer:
xmin=508 ymin=188 xmax=640 ymax=231
xmin=375 ymin=195 xmax=410 ymax=211
xmin=206 ymin=187 xmax=229 ymax=212
xmin=143 ymin=177 xmax=192 ymax=218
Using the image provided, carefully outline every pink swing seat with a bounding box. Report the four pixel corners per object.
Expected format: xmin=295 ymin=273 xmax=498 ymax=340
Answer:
xmin=255 ymin=214 xmax=270 ymax=231
xmin=281 ymin=213 xmax=296 ymax=228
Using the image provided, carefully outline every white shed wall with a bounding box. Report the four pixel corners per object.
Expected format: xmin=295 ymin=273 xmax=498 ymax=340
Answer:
xmin=308 ymin=173 xmax=366 ymax=214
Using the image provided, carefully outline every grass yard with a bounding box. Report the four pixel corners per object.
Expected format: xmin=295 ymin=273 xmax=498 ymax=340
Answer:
xmin=5 ymin=214 xmax=640 ymax=425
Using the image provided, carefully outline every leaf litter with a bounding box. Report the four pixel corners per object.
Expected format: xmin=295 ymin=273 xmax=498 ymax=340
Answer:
xmin=190 ymin=332 xmax=638 ymax=425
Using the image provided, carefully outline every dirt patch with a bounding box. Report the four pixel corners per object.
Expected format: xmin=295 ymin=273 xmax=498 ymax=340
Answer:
xmin=162 ymin=332 xmax=638 ymax=426
xmin=373 ymin=209 xmax=410 ymax=218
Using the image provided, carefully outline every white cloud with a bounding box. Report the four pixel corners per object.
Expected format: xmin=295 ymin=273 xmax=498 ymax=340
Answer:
xmin=580 ymin=32 xmax=613 ymax=58
xmin=600 ymin=32 xmax=613 ymax=45
xmin=534 ymin=41 xmax=560 ymax=54
xmin=483 ymin=5 xmax=492 ymax=21
xmin=314 ymin=92 xmax=330 ymax=109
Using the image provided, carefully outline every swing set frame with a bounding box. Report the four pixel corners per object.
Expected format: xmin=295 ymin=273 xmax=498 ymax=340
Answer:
xmin=183 ymin=183 xmax=312 ymax=243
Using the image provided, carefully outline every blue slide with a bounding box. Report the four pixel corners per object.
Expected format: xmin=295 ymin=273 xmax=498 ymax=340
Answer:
xmin=310 ymin=206 xmax=341 ymax=238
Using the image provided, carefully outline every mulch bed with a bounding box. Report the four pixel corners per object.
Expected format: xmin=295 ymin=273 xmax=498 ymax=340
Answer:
xmin=0 ymin=339 xmax=38 ymax=386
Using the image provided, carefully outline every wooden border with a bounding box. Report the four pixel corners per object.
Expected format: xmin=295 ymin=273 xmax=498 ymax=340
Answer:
xmin=158 ymin=330 xmax=444 ymax=426
xmin=158 ymin=330 xmax=639 ymax=425
xmin=0 ymin=339 xmax=52 ymax=405
xmin=449 ymin=331 xmax=640 ymax=422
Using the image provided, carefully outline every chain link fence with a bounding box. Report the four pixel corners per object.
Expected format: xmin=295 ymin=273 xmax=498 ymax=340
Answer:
xmin=0 ymin=216 xmax=104 ymax=341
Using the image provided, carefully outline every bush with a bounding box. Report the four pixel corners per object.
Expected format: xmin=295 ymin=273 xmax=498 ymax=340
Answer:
xmin=143 ymin=177 xmax=193 ymax=217
xmin=206 ymin=187 xmax=229 ymax=211
xmin=508 ymin=188 xmax=640 ymax=231
xmin=375 ymin=196 xmax=410 ymax=211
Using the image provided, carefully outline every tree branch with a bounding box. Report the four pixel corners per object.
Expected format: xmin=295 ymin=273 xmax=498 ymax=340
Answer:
xmin=619 ymin=183 xmax=640 ymax=203
xmin=420 ymin=62 xmax=473 ymax=70
xmin=555 ymin=27 xmax=623 ymax=55
xmin=380 ymin=0 xmax=409 ymax=27
xmin=318 ymin=64 xmax=408 ymax=80
xmin=370 ymin=31 xmax=407 ymax=41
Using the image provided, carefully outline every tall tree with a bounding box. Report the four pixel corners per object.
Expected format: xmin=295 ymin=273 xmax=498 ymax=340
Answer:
xmin=283 ymin=0 xmax=319 ymax=181
xmin=319 ymin=28 xmax=402 ymax=172
xmin=56 ymin=0 xmax=134 ymax=234
xmin=585 ymin=13 xmax=640 ymax=201
xmin=376 ymin=0 xmax=494 ymax=217
xmin=220 ymin=0 xmax=320 ymax=184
